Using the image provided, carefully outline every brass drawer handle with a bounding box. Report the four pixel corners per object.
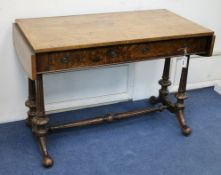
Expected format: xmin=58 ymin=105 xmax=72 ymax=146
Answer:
xmin=142 ymin=47 xmax=150 ymax=54
xmin=107 ymin=49 xmax=118 ymax=58
xmin=60 ymin=56 xmax=69 ymax=64
xmin=91 ymin=56 xmax=101 ymax=62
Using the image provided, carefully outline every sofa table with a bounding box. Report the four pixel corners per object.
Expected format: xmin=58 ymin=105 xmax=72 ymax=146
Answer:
xmin=13 ymin=9 xmax=215 ymax=167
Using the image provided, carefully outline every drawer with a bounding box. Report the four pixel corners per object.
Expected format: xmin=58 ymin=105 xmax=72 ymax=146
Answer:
xmin=47 ymin=49 xmax=106 ymax=71
xmin=36 ymin=36 xmax=210 ymax=73
xmin=128 ymin=37 xmax=209 ymax=61
xmin=38 ymin=46 xmax=129 ymax=72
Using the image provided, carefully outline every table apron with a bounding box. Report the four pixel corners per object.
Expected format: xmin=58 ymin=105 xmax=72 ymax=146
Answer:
xmin=36 ymin=36 xmax=213 ymax=74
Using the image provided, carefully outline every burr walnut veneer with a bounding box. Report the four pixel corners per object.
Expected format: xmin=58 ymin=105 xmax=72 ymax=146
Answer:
xmin=13 ymin=9 xmax=215 ymax=168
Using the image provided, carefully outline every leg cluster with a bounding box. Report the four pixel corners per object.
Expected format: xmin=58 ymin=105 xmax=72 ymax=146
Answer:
xmin=26 ymin=75 xmax=53 ymax=168
xmin=25 ymin=57 xmax=192 ymax=168
xmin=149 ymin=57 xmax=192 ymax=136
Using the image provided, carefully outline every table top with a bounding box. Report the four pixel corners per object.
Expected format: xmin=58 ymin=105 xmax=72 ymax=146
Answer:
xmin=15 ymin=9 xmax=214 ymax=53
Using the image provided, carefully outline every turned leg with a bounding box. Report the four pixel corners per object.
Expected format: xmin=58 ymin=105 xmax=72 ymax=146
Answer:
xmin=25 ymin=79 xmax=36 ymax=128
xmin=150 ymin=57 xmax=171 ymax=105
xmin=32 ymin=74 xmax=53 ymax=168
xmin=175 ymin=55 xmax=192 ymax=136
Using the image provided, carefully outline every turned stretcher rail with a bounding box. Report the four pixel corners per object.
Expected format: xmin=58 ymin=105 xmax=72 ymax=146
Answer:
xmin=48 ymin=105 xmax=168 ymax=132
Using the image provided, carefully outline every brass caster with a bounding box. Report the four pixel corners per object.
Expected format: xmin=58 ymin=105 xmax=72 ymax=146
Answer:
xmin=182 ymin=126 xmax=192 ymax=136
xmin=42 ymin=155 xmax=54 ymax=168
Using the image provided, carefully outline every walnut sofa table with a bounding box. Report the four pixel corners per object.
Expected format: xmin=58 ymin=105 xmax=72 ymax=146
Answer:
xmin=13 ymin=9 xmax=215 ymax=167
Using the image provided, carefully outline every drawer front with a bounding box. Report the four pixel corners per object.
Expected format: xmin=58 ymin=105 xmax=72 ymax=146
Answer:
xmin=47 ymin=49 xmax=106 ymax=71
xmin=36 ymin=36 xmax=210 ymax=73
xmin=128 ymin=37 xmax=208 ymax=61
xmin=41 ymin=46 xmax=129 ymax=72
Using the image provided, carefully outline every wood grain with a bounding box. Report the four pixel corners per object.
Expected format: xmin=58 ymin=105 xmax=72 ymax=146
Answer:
xmin=15 ymin=9 xmax=214 ymax=53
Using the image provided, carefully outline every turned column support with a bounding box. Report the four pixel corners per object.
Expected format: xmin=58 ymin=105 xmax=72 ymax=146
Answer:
xmin=25 ymin=79 xmax=36 ymax=128
xmin=149 ymin=56 xmax=192 ymax=136
xmin=175 ymin=55 xmax=192 ymax=136
xmin=149 ymin=57 xmax=171 ymax=105
xmin=159 ymin=57 xmax=172 ymax=98
xmin=32 ymin=74 xmax=53 ymax=168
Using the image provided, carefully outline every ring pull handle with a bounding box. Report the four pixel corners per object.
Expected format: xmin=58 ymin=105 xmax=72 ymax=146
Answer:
xmin=142 ymin=47 xmax=150 ymax=54
xmin=108 ymin=49 xmax=118 ymax=58
xmin=60 ymin=56 xmax=69 ymax=64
